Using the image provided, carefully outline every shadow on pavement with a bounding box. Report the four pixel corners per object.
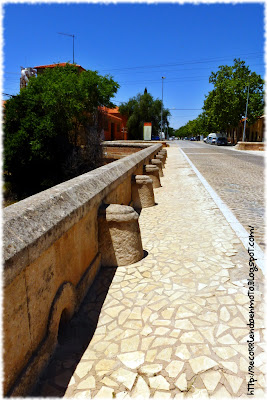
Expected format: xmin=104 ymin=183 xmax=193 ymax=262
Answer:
xmin=31 ymin=266 xmax=117 ymax=397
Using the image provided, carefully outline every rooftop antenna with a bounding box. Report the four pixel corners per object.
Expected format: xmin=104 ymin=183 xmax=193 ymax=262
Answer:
xmin=58 ymin=32 xmax=75 ymax=64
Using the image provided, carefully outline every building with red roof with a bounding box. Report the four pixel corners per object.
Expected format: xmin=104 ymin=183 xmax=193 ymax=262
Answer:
xmin=99 ymin=107 xmax=128 ymax=141
xmin=34 ymin=62 xmax=86 ymax=75
xmin=31 ymin=63 xmax=128 ymax=141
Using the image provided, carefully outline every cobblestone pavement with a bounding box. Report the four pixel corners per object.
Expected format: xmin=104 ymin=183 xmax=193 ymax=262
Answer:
xmin=172 ymin=141 xmax=265 ymax=250
xmin=34 ymin=147 xmax=265 ymax=398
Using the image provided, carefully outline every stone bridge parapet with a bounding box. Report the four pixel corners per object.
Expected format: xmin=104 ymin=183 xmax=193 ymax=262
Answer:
xmin=3 ymin=141 xmax=165 ymax=396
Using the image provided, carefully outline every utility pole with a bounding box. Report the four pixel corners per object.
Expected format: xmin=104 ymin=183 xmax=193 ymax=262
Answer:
xmin=58 ymin=32 xmax=75 ymax=64
xmin=242 ymin=74 xmax=251 ymax=142
xmin=161 ymin=76 xmax=166 ymax=140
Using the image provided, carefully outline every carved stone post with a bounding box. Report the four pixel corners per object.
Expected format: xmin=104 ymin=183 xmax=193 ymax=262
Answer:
xmin=98 ymin=204 xmax=144 ymax=267
xmin=132 ymin=175 xmax=155 ymax=209
xmin=144 ymin=165 xmax=161 ymax=188
xmin=150 ymin=159 xmax=163 ymax=177
xmin=155 ymin=154 xmax=165 ymax=167
xmin=159 ymin=150 xmax=167 ymax=163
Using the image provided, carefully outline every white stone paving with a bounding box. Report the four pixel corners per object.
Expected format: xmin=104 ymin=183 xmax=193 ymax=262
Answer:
xmin=39 ymin=147 xmax=265 ymax=398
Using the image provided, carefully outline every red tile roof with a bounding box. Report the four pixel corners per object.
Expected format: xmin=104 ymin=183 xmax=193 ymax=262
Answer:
xmin=34 ymin=63 xmax=86 ymax=71
xmin=105 ymin=107 xmax=120 ymax=114
xmin=100 ymin=106 xmax=120 ymax=114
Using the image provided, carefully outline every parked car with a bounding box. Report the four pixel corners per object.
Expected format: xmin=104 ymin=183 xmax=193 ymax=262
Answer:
xmin=206 ymin=136 xmax=213 ymax=144
xmin=216 ymin=137 xmax=228 ymax=146
xmin=211 ymin=138 xmax=216 ymax=145
xmin=151 ymin=135 xmax=160 ymax=140
xmin=203 ymin=137 xmax=207 ymax=143
xmin=190 ymin=137 xmax=196 ymax=141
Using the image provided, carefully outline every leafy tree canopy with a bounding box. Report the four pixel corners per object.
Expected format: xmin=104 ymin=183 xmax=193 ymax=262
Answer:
xmin=4 ymin=64 xmax=119 ymax=199
xmin=203 ymin=58 xmax=264 ymax=132
xmin=175 ymin=112 xmax=210 ymax=138
xmin=119 ymin=91 xmax=170 ymax=140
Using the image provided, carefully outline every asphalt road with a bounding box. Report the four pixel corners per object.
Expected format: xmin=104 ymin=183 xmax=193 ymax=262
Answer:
xmin=169 ymin=140 xmax=265 ymax=250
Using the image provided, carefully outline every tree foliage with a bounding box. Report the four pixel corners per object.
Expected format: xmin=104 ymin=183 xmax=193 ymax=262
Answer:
xmin=119 ymin=91 xmax=170 ymax=139
xmin=203 ymin=58 xmax=264 ymax=132
xmin=175 ymin=112 xmax=209 ymax=138
xmin=4 ymin=64 xmax=119 ymax=199
xmin=176 ymin=59 xmax=264 ymax=138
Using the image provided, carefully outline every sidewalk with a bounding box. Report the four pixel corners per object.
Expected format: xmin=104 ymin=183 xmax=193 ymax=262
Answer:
xmin=224 ymin=146 xmax=265 ymax=156
xmin=38 ymin=147 xmax=265 ymax=398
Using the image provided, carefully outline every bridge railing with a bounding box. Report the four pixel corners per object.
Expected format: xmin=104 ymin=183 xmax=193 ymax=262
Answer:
xmin=3 ymin=141 xmax=165 ymax=396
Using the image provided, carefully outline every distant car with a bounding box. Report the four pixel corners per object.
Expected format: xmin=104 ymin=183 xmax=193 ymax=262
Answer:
xmin=151 ymin=135 xmax=160 ymax=140
xmin=203 ymin=137 xmax=207 ymax=143
xmin=216 ymin=137 xmax=228 ymax=146
xmin=190 ymin=137 xmax=196 ymax=141
xmin=211 ymin=138 xmax=216 ymax=145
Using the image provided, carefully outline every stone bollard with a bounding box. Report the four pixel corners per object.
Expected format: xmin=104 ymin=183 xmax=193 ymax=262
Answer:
xmin=158 ymin=151 xmax=167 ymax=163
xmin=150 ymin=159 xmax=164 ymax=177
xmin=98 ymin=204 xmax=144 ymax=267
xmin=156 ymin=154 xmax=165 ymax=167
xmin=144 ymin=165 xmax=161 ymax=188
xmin=160 ymin=148 xmax=167 ymax=158
xmin=132 ymin=175 xmax=155 ymax=209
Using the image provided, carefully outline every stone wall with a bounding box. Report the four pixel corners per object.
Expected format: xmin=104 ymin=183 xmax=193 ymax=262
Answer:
xmin=235 ymin=141 xmax=265 ymax=151
xmin=3 ymin=142 xmax=164 ymax=396
xmin=102 ymin=141 xmax=168 ymax=164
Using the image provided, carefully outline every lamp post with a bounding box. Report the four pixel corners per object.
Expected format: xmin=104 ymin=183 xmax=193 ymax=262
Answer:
xmin=242 ymin=74 xmax=251 ymax=142
xmin=161 ymin=76 xmax=166 ymax=140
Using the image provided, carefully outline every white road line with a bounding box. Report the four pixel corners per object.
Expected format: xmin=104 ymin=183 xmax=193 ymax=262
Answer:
xmin=182 ymin=153 xmax=225 ymax=155
xmin=179 ymin=148 xmax=265 ymax=273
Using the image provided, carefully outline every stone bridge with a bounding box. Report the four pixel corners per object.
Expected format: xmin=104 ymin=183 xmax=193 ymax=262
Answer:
xmin=3 ymin=141 xmax=167 ymax=396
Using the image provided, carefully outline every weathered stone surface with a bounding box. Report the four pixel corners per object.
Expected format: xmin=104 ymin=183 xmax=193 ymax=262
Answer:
xmin=175 ymin=373 xmax=187 ymax=391
xmin=132 ymin=376 xmax=150 ymax=399
xmin=139 ymin=364 xmax=163 ymax=377
xmin=132 ymin=175 xmax=155 ymax=208
xmin=14 ymin=146 xmax=264 ymax=399
xmin=165 ymin=360 xmax=184 ymax=378
xmin=150 ymin=159 xmax=164 ymax=177
xmin=111 ymin=368 xmax=137 ymax=390
xmin=77 ymin=376 xmax=96 ymax=390
xmin=149 ymin=375 xmax=170 ymax=390
xmin=117 ymin=351 xmax=145 ymax=369
xmin=201 ymin=371 xmax=221 ymax=391
xmin=144 ymin=165 xmax=161 ymax=188
xmin=3 ymin=141 xmax=161 ymax=396
xmin=189 ymin=356 xmax=217 ymax=374
xmin=98 ymin=204 xmax=144 ymax=267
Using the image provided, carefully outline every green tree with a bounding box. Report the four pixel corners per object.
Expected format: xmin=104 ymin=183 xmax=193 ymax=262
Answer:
xmin=4 ymin=64 xmax=119 ymax=199
xmin=119 ymin=92 xmax=170 ymax=140
xmin=168 ymin=127 xmax=175 ymax=137
xmin=203 ymin=59 xmax=264 ymax=133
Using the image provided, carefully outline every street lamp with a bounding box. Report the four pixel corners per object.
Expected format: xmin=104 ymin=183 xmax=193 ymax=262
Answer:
xmin=242 ymin=74 xmax=251 ymax=142
xmin=161 ymin=76 xmax=166 ymax=140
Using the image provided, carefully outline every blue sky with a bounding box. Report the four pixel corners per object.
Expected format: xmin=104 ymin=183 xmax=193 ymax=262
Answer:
xmin=3 ymin=2 xmax=265 ymax=129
